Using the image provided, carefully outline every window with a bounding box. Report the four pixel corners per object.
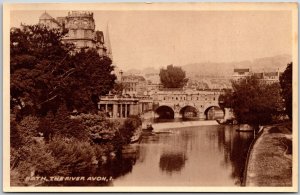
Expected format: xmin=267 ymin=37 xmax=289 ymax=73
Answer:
xmin=84 ymin=30 xmax=89 ymax=38
xmin=73 ymin=30 xmax=77 ymax=38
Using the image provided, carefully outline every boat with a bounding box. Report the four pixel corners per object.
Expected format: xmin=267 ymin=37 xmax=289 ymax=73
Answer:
xmin=130 ymin=126 xmax=142 ymax=143
xmin=142 ymin=123 xmax=154 ymax=132
xmin=236 ymin=124 xmax=254 ymax=132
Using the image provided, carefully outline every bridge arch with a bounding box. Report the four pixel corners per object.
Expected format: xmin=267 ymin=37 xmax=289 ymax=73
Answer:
xmin=179 ymin=105 xmax=199 ymax=119
xmin=155 ymin=105 xmax=175 ymax=119
xmin=204 ymin=106 xmax=224 ymax=120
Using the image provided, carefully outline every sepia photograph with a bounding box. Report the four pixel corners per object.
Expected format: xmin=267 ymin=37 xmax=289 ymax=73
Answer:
xmin=3 ymin=2 xmax=298 ymax=192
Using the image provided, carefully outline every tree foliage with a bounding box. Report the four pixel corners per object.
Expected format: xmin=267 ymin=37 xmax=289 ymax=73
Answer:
xmin=38 ymin=106 xmax=89 ymax=142
xmin=9 ymin=24 xmax=138 ymax=186
xmin=226 ymin=76 xmax=283 ymax=126
xmin=218 ymin=89 xmax=233 ymax=109
xmin=10 ymin=25 xmax=116 ymax=119
xmin=280 ymin=62 xmax=292 ymax=119
xmin=48 ymin=137 xmax=95 ymax=175
xmin=117 ymin=115 xmax=142 ymax=145
xmin=159 ymin=65 xmax=188 ymax=88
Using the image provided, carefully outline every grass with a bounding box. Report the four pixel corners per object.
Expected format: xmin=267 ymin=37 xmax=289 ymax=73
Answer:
xmin=245 ymin=122 xmax=292 ymax=186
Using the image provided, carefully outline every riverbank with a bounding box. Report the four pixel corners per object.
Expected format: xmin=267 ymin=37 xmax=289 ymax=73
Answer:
xmin=244 ymin=122 xmax=292 ymax=186
xmin=152 ymin=120 xmax=218 ymax=131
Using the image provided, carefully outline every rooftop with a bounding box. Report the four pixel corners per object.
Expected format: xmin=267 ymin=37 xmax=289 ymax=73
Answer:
xmin=234 ymin=68 xmax=250 ymax=73
xmin=39 ymin=12 xmax=53 ymax=20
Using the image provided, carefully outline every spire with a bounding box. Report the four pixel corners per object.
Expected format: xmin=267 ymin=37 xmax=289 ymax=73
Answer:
xmin=104 ymin=22 xmax=113 ymax=60
xmin=39 ymin=11 xmax=53 ymax=20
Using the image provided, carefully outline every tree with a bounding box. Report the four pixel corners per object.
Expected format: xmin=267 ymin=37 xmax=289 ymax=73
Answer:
xmin=111 ymin=82 xmax=125 ymax=95
xmin=227 ymin=76 xmax=283 ymax=128
xmin=218 ymin=89 xmax=233 ymax=109
xmin=10 ymin=25 xmax=74 ymax=118
xmin=10 ymin=25 xmax=116 ymax=118
xmin=280 ymin=62 xmax=292 ymax=119
xmin=63 ymin=50 xmax=116 ymax=113
xmin=159 ymin=65 xmax=188 ymax=88
xmin=38 ymin=106 xmax=89 ymax=142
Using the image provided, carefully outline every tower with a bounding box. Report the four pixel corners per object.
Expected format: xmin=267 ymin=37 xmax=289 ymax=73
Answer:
xmin=37 ymin=11 xmax=108 ymax=57
xmin=104 ymin=22 xmax=113 ymax=60
xmin=64 ymin=11 xmax=95 ymax=48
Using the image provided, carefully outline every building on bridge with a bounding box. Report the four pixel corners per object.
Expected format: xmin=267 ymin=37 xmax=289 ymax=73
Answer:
xmin=152 ymin=89 xmax=225 ymax=120
xmin=99 ymin=89 xmax=229 ymax=120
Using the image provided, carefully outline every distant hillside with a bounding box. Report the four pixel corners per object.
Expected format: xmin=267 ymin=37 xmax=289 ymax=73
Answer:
xmin=182 ymin=54 xmax=292 ymax=78
xmin=124 ymin=54 xmax=292 ymax=78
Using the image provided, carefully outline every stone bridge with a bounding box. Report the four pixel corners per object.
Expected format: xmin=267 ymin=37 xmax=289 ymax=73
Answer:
xmin=151 ymin=89 xmax=225 ymax=120
xmin=98 ymin=89 xmax=230 ymax=120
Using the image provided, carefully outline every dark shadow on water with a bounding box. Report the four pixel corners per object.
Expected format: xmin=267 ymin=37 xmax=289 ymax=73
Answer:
xmin=159 ymin=153 xmax=187 ymax=174
xmin=213 ymin=126 xmax=254 ymax=185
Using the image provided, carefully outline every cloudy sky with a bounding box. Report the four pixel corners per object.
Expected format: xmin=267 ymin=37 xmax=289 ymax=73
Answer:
xmin=11 ymin=10 xmax=292 ymax=71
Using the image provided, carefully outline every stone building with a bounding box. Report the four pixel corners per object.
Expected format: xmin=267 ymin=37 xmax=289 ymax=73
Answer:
xmin=232 ymin=68 xmax=282 ymax=85
xmin=232 ymin=68 xmax=251 ymax=81
xmin=122 ymin=75 xmax=147 ymax=96
xmin=39 ymin=11 xmax=111 ymax=58
xmin=98 ymin=95 xmax=153 ymax=118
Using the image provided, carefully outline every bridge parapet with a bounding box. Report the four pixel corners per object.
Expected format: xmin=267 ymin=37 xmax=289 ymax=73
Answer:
xmin=152 ymin=89 xmax=224 ymax=119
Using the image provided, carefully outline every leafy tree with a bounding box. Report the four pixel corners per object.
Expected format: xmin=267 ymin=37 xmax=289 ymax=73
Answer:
xmin=227 ymin=76 xmax=283 ymax=128
xmin=159 ymin=65 xmax=188 ymax=88
xmin=76 ymin=113 xmax=119 ymax=142
xmin=38 ymin=106 xmax=88 ymax=142
xmin=10 ymin=25 xmax=116 ymax=118
xmin=116 ymin=115 xmax=142 ymax=145
xmin=280 ymin=62 xmax=292 ymax=119
xmin=218 ymin=89 xmax=233 ymax=109
xmin=48 ymin=137 xmax=95 ymax=175
xmin=62 ymin=50 xmax=116 ymax=113
xmin=111 ymin=82 xmax=125 ymax=95
xmin=10 ymin=25 xmax=73 ymax=118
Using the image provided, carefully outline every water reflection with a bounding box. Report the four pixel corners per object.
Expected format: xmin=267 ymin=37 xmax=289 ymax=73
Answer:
xmin=45 ymin=124 xmax=253 ymax=186
xmin=159 ymin=153 xmax=187 ymax=174
xmin=206 ymin=125 xmax=253 ymax=185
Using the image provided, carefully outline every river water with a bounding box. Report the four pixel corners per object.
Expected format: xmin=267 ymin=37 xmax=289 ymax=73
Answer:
xmin=97 ymin=123 xmax=253 ymax=186
xmin=45 ymin=123 xmax=253 ymax=186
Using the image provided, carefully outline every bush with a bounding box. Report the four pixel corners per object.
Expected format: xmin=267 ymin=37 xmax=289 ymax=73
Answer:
xmin=16 ymin=115 xmax=40 ymax=144
xmin=48 ymin=137 xmax=95 ymax=175
xmin=76 ymin=113 xmax=119 ymax=142
xmin=38 ymin=107 xmax=89 ymax=142
xmin=117 ymin=115 xmax=142 ymax=145
xmin=10 ymin=142 xmax=59 ymax=186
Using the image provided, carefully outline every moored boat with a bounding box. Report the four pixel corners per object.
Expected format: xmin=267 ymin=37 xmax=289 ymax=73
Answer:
xmin=130 ymin=126 xmax=142 ymax=143
xmin=236 ymin=124 xmax=254 ymax=132
xmin=142 ymin=123 xmax=154 ymax=132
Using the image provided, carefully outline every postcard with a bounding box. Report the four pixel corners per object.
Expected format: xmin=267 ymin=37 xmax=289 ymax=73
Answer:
xmin=3 ymin=2 xmax=298 ymax=192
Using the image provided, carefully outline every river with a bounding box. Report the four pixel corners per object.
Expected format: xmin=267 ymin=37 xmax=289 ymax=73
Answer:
xmin=45 ymin=122 xmax=254 ymax=186
xmin=94 ymin=123 xmax=253 ymax=186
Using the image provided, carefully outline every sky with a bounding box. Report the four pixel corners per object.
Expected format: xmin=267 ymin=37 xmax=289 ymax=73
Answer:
xmin=11 ymin=10 xmax=292 ymax=71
